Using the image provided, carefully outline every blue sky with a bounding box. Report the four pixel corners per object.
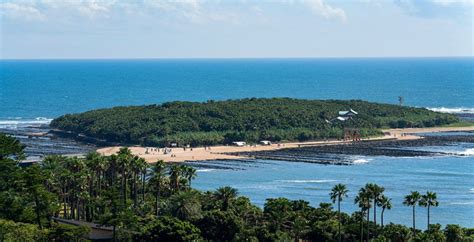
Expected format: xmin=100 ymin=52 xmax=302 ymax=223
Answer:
xmin=0 ymin=0 xmax=472 ymax=59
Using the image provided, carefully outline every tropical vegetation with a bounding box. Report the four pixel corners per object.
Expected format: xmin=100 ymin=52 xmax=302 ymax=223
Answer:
xmin=1 ymin=133 xmax=473 ymax=241
xmin=50 ymin=98 xmax=459 ymax=146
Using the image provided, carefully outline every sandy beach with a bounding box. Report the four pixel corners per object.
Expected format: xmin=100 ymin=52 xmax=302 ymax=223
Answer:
xmin=96 ymin=126 xmax=474 ymax=163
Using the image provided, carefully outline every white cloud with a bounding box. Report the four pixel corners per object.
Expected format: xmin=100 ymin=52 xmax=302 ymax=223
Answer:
xmin=0 ymin=0 xmax=118 ymax=21
xmin=303 ymin=0 xmax=347 ymax=22
xmin=431 ymin=0 xmax=474 ymax=6
xmin=76 ymin=0 xmax=114 ymax=18
xmin=143 ymin=0 xmax=200 ymax=13
xmin=2 ymin=0 xmax=207 ymax=23
xmin=395 ymin=0 xmax=473 ymax=18
xmin=0 ymin=0 xmax=349 ymax=24
xmin=0 ymin=2 xmax=45 ymax=21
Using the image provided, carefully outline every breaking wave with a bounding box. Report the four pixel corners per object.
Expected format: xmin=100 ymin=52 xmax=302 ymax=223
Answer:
xmin=449 ymin=201 xmax=474 ymax=205
xmin=196 ymin=169 xmax=217 ymax=172
xmin=426 ymin=107 xmax=474 ymax=114
xmin=457 ymin=148 xmax=474 ymax=156
xmin=352 ymin=158 xmax=371 ymax=164
xmin=277 ymin=179 xmax=336 ymax=183
xmin=0 ymin=117 xmax=53 ymax=129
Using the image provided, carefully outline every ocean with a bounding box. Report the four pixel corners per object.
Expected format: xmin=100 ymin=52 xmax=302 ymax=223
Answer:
xmin=1 ymin=57 xmax=473 ymax=226
xmin=1 ymin=58 xmax=473 ymax=120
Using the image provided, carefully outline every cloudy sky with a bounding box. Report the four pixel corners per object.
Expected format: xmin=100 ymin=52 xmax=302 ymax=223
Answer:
xmin=0 ymin=0 xmax=472 ymax=59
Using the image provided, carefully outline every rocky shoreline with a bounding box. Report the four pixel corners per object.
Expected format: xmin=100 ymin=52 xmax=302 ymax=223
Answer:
xmin=0 ymin=125 xmax=95 ymax=160
xmin=225 ymin=133 xmax=474 ymax=165
xmin=3 ymin=120 xmax=473 ymax=164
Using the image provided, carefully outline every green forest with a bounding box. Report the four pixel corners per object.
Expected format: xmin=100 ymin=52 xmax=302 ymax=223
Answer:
xmin=50 ymin=98 xmax=459 ymax=146
xmin=1 ymin=133 xmax=473 ymax=241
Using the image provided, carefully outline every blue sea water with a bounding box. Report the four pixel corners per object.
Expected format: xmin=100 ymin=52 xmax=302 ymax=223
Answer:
xmin=1 ymin=58 xmax=473 ymax=120
xmin=1 ymin=58 xmax=473 ymax=226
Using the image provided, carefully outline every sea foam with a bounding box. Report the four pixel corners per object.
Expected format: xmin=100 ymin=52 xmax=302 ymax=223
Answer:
xmin=426 ymin=107 xmax=474 ymax=114
xmin=458 ymin=148 xmax=474 ymax=156
xmin=196 ymin=169 xmax=217 ymax=172
xmin=277 ymin=179 xmax=336 ymax=183
xmin=0 ymin=118 xmax=53 ymax=129
xmin=449 ymin=201 xmax=474 ymax=205
xmin=352 ymin=158 xmax=371 ymax=164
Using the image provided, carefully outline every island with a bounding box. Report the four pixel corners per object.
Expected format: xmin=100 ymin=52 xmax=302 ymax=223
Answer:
xmin=49 ymin=98 xmax=471 ymax=163
xmin=51 ymin=98 xmax=460 ymax=147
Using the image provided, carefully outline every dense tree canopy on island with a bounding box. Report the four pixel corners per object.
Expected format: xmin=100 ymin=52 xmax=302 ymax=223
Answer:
xmin=50 ymin=98 xmax=459 ymax=146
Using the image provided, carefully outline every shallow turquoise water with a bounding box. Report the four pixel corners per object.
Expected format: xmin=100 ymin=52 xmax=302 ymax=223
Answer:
xmin=190 ymin=146 xmax=474 ymax=227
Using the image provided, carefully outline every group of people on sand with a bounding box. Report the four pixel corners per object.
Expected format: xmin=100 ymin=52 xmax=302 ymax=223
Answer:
xmin=145 ymin=147 xmax=173 ymax=155
xmin=392 ymin=133 xmax=408 ymax=138
xmin=145 ymin=147 xmax=160 ymax=153
xmin=143 ymin=145 xmax=202 ymax=158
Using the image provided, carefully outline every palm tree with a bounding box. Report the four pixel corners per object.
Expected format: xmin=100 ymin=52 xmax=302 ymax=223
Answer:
xmin=214 ymin=186 xmax=239 ymax=211
xmin=63 ymin=156 xmax=88 ymax=220
xmin=41 ymin=155 xmax=66 ymax=217
xmin=169 ymin=164 xmax=182 ymax=192
xmin=128 ymin=155 xmax=146 ymax=207
xmin=22 ymin=164 xmax=49 ymax=228
xmin=169 ymin=190 xmax=202 ymax=221
xmin=403 ymin=191 xmax=421 ymax=234
xmin=355 ymin=188 xmax=371 ymax=242
xmin=366 ymin=183 xmax=384 ymax=227
xmin=137 ymin=158 xmax=148 ymax=203
xmin=330 ymin=183 xmax=349 ymax=242
xmin=117 ymin=147 xmax=133 ymax=205
xmin=419 ymin=191 xmax=439 ymax=230
xmin=90 ymin=152 xmax=107 ymax=197
xmin=41 ymin=155 xmax=61 ymax=191
xmin=183 ymin=166 xmax=197 ymax=188
xmin=151 ymin=160 xmax=166 ymax=216
xmin=378 ymin=195 xmax=392 ymax=229
xmin=84 ymin=152 xmax=108 ymax=219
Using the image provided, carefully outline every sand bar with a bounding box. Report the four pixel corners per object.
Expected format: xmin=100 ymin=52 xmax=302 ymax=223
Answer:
xmin=97 ymin=126 xmax=474 ymax=163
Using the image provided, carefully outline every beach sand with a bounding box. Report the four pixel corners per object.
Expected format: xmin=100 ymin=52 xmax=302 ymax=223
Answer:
xmin=96 ymin=126 xmax=474 ymax=163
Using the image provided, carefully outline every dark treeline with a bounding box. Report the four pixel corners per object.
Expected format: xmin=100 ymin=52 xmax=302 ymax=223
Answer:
xmin=50 ymin=98 xmax=459 ymax=146
xmin=2 ymin=133 xmax=473 ymax=241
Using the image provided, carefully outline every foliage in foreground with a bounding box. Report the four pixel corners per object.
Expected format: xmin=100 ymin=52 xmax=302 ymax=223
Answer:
xmin=0 ymin=219 xmax=90 ymax=242
xmin=50 ymin=98 xmax=459 ymax=146
xmin=1 ymin=133 xmax=473 ymax=241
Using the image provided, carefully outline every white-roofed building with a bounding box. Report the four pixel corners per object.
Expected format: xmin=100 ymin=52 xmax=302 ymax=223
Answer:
xmin=232 ymin=141 xmax=246 ymax=147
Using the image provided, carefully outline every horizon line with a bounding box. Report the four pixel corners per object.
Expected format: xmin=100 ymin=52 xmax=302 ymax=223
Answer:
xmin=1 ymin=55 xmax=473 ymax=61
